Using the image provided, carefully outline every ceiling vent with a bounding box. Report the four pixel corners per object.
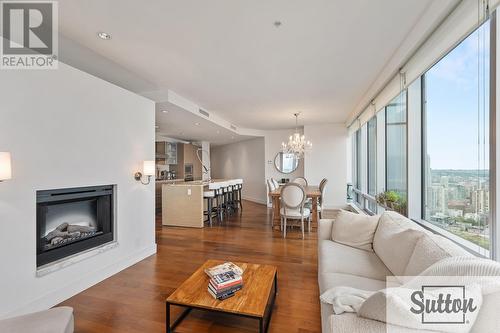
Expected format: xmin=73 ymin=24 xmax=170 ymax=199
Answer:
xmin=198 ymin=109 xmax=209 ymax=117
xmin=230 ymin=124 xmax=237 ymax=131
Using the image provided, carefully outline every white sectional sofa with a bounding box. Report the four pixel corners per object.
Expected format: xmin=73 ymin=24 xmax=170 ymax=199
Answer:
xmin=318 ymin=210 xmax=475 ymax=333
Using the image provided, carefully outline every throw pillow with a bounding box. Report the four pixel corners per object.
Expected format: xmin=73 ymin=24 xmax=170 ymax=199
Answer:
xmin=373 ymin=212 xmax=425 ymax=276
xmin=331 ymin=209 xmax=380 ymax=252
xmin=404 ymin=234 xmax=473 ymax=277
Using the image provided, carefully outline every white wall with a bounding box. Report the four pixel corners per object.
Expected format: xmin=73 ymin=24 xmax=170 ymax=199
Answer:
xmin=210 ymin=138 xmax=266 ymax=204
xmin=304 ymin=124 xmax=348 ymax=209
xmin=0 ymin=62 xmax=156 ymax=318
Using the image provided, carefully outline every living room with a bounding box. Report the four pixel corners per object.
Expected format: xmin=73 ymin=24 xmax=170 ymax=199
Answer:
xmin=1 ymin=0 xmax=500 ymax=332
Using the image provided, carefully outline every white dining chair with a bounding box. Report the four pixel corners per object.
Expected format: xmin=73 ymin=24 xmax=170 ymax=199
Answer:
xmin=305 ymin=178 xmax=328 ymax=219
xmin=267 ymin=179 xmax=277 ymax=220
xmin=292 ymin=177 xmax=308 ymax=187
xmin=271 ymin=178 xmax=279 ymax=189
xmin=318 ymin=178 xmax=328 ymax=219
xmin=280 ymin=183 xmax=311 ymax=239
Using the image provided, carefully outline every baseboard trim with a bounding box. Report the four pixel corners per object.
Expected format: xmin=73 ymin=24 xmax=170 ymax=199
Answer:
xmin=242 ymin=196 xmax=267 ymax=205
xmin=3 ymin=243 xmax=157 ymax=319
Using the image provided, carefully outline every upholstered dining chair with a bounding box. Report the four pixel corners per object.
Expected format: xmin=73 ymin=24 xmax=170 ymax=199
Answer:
xmin=271 ymin=178 xmax=280 ymax=189
xmin=305 ymin=178 xmax=328 ymax=219
xmin=267 ymin=179 xmax=277 ymax=193
xmin=319 ymin=178 xmax=327 ymax=190
xmin=318 ymin=179 xmax=328 ymax=219
xmin=292 ymin=177 xmax=308 ymax=187
xmin=280 ymin=183 xmax=311 ymax=239
xmin=267 ymin=179 xmax=277 ymax=220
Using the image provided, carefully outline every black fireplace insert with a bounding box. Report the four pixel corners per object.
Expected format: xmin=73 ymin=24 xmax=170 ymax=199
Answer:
xmin=36 ymin=185 xmax=114 ymax=267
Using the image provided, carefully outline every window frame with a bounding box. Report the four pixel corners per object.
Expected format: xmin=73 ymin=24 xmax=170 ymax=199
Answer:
xmin=385 ymin=91 xmax=409 ymax=199
xmin=354 ymin=129 xmax=362 ymax=205
xmin=367 ymin=116 xmax=377 ymax=214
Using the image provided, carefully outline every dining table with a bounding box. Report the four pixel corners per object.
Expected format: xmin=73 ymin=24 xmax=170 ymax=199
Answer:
xmin=269 ymin=185 xmax=322 ymax=231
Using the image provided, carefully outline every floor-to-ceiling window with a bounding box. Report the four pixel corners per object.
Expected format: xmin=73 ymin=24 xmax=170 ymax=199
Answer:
xmin=354 ymin=129 xmax=362 ymax=205
xmin=386 ymin=91 xmax=407 ymax=200
xmin=422 ymin=20 xmax=490 ymax=255
xmin=367 ymin=117 xmax=377 ymax=213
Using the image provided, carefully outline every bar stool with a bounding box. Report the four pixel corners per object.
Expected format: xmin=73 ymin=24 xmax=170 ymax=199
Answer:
xmin=203 ymin=189 xmax=216 ymax=226
xmin=234 ymin=179 xmax=243 ymax=211
xmin=218 ymin=181 xmax=230 ymax=220
xmin=209 ymin=182 xmax=223 ymax=222
xmin=224 ymin=180 xmax=236 ymax=216
xmin=228 ymin=179 xmax=239 ymax=213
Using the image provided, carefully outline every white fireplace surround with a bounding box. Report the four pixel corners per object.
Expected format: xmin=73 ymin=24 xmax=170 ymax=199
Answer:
xmin=0 ymin=60 xmax=156 ymax=319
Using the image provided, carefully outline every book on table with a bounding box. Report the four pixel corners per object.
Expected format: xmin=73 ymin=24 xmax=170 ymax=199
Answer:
xmin=205 ymin=262 xmax=244 ymax=300
xmin=204 ymin=262 xmax=244 ymax=278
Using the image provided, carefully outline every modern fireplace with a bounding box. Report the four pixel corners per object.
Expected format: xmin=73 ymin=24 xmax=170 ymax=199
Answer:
xmin=36 ymin=185 xmax=115 ymax=267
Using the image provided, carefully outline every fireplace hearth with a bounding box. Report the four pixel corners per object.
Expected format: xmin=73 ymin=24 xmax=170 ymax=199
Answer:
xmin=36 ymin=185 xmax=115 ymax=267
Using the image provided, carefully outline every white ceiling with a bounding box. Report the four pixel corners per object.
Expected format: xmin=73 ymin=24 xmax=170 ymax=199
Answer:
xmin=155 ymin=102 xmax=256 ymax=146
xmin=57 ymin=0 xmax=455 ymax=133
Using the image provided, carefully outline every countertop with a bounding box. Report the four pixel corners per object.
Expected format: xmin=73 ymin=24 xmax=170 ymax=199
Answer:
xmin=155 ymin=179 xmax=186 ymax=184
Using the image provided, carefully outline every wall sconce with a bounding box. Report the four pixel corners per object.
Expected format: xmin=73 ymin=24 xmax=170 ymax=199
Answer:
xmin=134 ymin=160 xmax=155 ymax=185
xmin=0 ymin=152 xmax=12 ymax=182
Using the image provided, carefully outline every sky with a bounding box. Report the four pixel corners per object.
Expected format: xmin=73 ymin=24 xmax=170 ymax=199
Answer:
xmin=425 ymin=20 xmax=490 ymax=171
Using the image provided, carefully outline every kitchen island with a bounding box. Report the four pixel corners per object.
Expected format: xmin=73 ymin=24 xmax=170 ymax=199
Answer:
xmin=155 ymin=179 xmax=185 ymax=214
xmin=161 ymin=179 xmax=242 ymax=228
xmin=161 ymin=180 xmax=207 ymax=228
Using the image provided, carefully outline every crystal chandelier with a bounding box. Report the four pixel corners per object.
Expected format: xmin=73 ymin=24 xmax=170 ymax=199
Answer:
xmin=281 ymin=113 xmax=312 ymax=158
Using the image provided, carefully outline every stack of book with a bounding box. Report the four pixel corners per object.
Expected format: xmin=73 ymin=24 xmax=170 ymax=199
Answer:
xmin=205 ymin=262 xmax=244 ymax=300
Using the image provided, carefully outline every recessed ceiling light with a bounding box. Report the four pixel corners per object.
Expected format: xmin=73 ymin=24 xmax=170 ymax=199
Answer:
xmin=97 ymin=32 xmax=111 ymax=40
xmin=195 ymin=122 xmax=200 ymax=126
xmin=162 ymin=110 xmax=169 ymax=113
xmin=155 ymin=125 xmax=159 ymax=129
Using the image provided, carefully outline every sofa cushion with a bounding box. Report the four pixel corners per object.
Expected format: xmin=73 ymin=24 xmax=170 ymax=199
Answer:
xmin=331 ymin=209 xmax=379 ymax=251
xmin=319 ymin=240 xmax=393 ymax=282
xmin=373 ymin=212 xmax=425 ymax=276
xmin=404 ymin=233 xmax=472 ymax=276
xmin=319 ymin=272 xmax=389 ymax=294
xmin=0 ymin=307 xmax=74 ymax=333
xmin=319 ymin=273 xmax=390 ymax=333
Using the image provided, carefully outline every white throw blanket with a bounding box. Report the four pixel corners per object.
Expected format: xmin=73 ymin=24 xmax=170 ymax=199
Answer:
xmin=320 ymin=286 xmax=374 ymax=314
xmin=320 ymin=256 xmax=500 ymax=332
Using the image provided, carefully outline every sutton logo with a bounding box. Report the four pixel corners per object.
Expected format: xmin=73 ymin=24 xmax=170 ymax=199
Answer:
xmin=410 ymin=285 xmax=478 ymax=324
xmin=0 ymin=1 xmax=58 ymax=69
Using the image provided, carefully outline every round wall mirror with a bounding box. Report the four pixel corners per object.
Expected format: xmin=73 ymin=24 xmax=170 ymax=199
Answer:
xmin=274 ymin=152 xmax=299 ymax=174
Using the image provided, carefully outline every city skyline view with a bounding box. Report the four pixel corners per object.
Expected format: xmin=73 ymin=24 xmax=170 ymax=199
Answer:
xmin=424 ymin=21 xmax=490 ymax=253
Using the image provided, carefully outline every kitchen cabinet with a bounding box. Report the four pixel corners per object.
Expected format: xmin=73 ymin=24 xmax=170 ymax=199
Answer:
xmin=155 ymin=141 xmax=177 ymax=164
xmin=166 ymin=142 xmax=177 ymax=164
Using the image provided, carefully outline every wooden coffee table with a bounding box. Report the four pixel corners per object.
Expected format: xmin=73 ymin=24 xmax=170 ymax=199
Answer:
xmin=166 ymin=260 xmax=278 ymax=333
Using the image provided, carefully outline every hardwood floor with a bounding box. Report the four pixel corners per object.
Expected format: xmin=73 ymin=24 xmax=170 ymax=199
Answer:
xmin=61 ymin=200 xmax=330 ymax=333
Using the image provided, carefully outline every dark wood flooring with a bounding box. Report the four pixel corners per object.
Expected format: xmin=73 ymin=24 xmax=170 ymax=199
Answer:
xmin=60 ymin=200 xmax=327 ymax=333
